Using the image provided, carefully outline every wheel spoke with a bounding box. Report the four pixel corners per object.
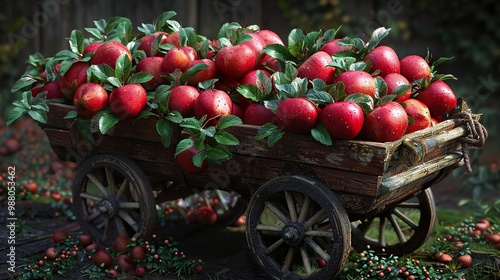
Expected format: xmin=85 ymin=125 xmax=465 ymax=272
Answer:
xmin=105 ymin=168 xmax=116 ymax=194
xmin=300 ymin=244 xmax=312 ymax=276
xmin=264 ymin=201 xmax=290 ymax=224
xmin=265 ymin=238 xmax=284 ymax=255
xmin=87 ymin=174 xmax=108 ymax=196
xmin=304 ymin=237 xmax=330 ymax=261
xmin=297 ymin=196 xmax=311 ymax=223
xmin=281 ymin=247 xmax=295 ymax=273
xmin=379 ymin=217 xmax=387 ymax=247
xmin=356 ymin=217 xmax=374 ymax=235
xmin=306 ymin=229 xmax=334 ymax=238
xmin=103 ymin=218 xmax=111 ymax=242
xmin=116 ymin=178 xmax=129 ymax=199
xmin=256 ymin=224 xmax=283 ymax=232
xmin=120 ymin=202 xmax=140 ymax=209
xmin=303 ymin=209 xmax=327 ymax=229
xmin=86 ymin=210 xmax=102 ymax=222
xmin=388 ymin=214 xmax=407 ymax=243
xmin=393 ymin=209 xmax=419 ymax=229
xmin=80 ymin=193 xmax=103 ymax=202
xmin=114 ymin=216 xmax=128 ymax=237
xmin=396 ymin=202 xmax=420 ymax=208
xmin=285 ymin=191 xmax=297 ymax=222
xmin=118 ymin=210 xmax=139 ymax=232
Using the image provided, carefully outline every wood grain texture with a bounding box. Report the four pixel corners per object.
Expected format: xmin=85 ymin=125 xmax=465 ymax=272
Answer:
xmin=42 ymin=103 xmax=473 ymax=214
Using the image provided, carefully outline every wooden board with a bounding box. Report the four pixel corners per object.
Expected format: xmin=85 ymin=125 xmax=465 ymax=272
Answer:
xmin=41 ymin=103 xmax=472 ymax=214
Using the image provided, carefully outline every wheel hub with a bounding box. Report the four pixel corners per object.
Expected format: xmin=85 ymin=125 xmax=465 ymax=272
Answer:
xmin=98 ymin=198 xmax=119 ymax=218
xmin=282 ymin=224 xmax=306 ymax=246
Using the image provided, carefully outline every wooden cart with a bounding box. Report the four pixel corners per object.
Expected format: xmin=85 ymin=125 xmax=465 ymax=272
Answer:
xmin=41 ymin=101 xmax=486 ymax=279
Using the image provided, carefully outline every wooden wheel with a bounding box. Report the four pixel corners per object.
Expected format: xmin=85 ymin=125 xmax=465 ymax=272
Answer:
xmin=246 ymin=176 xmax=351 ymax=280
xmin=72 ymin=155 xmax=156 ymax=245
xmin=351 ymin=188 xmax=436 ymax=255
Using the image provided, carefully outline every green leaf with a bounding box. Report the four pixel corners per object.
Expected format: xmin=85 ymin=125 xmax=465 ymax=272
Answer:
xmin=255 ymin=123 xmax=286 ymax=147
xmin=128 ymin=72 xmax=154 ymax=84
xmin=374 ymin=77 xmax=388 ymax=98
xmin=256 ymin=123 xmax=278 ymax=140
xmin=432 ymin=73 xmax=457 ymax=82
xmin=214 ymin=131 xmax=239 ymax=145
xmin=349 ymin=61 xmax=368 ymax=71
xmin=84 ymin=27 xmax=102 ymax=39
xmin=366 ymin=27 xmax=390 ymax=53
xmin=165 ymin=111 xmax=183 ymax=124
xmin=175 ymin=138 xmax=194 ymax=156
xmin=391 ymin=84 xmax=411 ymax=97
xmin=377 ymin=95 xmax=397 ymax=106
xmin=11 ymin=75 xmax=37 ymax=92
xmin=156 ymin=118 xmax=173 ymax=148
xmin=76 ymin=118 xmax=95 ymax=146
xmin=27 ymin=110 xmax=47 ymax=123
xmin=205 ymin=145 xmax=232 ymax=161
xmin=306 ymin=90 xmax=333 ymax=104
xmin=263 ymin=44 xmax=296 ymax=63
xmin=137 ymin=23 xmax=155 ymax=35
xmin=54 ymin=49 xmax=80 ymax=61
xmin=90 ymin=64 xmax=115 ymax=82
xmin=69 ymin=29 xmax=85 ymax=55
xmin=181 ymin=62 xmax=208 ymax=84
xmin=94 ymin=111 xmax=119 ymax=135
xmin=115 ymin=53 xmax=132 ymax=82
xmin=257 ymin=70 xmax=274 ymax=96
xmin=200 ymin=127 xmax=216 ymax=138
xmin=344 ymin=93 xmax=374 ymax=114
xmin=236 ymin=34 xmax=253 ymax=45
xmin=192 ymin=151 xmax=207 ymax=167
xmin=63 ymin=110 xmax=78 ymax=120
xmin=94 ymin=19 xmax=107 ymax=33
xmin=431 ymin=56 xmax=454 ymax=68
xmin=198 ymin=78 xmax=218 ymax=90
xmin=6 ymin=107 xmax=27 ymax=126
xmin=263 ymin=99 xmax=280 ymax=113
xmin=311 ymin=124 xmax=332 ymax=146
xmin=154 ymin=11 xmax=177 ymax=31
xmin=180 ymin=117 xmax=202 ymax=131
xmin=266 ymin=129 xmax=285 ymax=147
xmin=216 ymin=115 xmax=243 ymax=130
xmin=107 ymin=77 xmax=122 ymax=88
xmin=288 ymin=28 xmax=305 ymax=49
xmin=236 ymin=84 xmax=260 ymax=102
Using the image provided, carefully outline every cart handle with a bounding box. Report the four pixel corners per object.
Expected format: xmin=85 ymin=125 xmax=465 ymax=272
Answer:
xmin=400 ymin=110 xmax=488 ymax=169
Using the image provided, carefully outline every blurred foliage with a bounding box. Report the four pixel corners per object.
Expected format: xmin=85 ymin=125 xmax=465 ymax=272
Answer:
xmin=0 ymin=11 xmax=25 ymax=119
xmin=409 ymin=0 xmax=500 ymax=138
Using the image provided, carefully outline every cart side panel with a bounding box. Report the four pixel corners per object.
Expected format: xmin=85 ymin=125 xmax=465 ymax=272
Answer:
xmin=43 ymin=128 xmax=179 ymax=179
xmin=225 ymin=125 xmax=393 ymax=176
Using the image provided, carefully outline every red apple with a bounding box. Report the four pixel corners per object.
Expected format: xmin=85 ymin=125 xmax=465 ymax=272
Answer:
xmin=138 ymin=32 xmax=168 ymax=57
xmin=109 ymin=84 xmax=147 ymax=119
xmin=168 ymin=85 xmax=200 ymax=117
xmin=73 ymin=83 xmax=109 ymax=119
xmin=91 ymin=41 xmax=132 ymax=69
xmin=298 ymin=51 xmax=335 ymax=84
xmin=135 ymin=56 xmax=166 ymax=90
xmin=216 ymin=44 xmax=257 ymax=79
xmin=185 ymin=59 xmax=218 ymax=86
xmin=59 ymin=61 xmax=90 ymax=100
xmin=402 ymin=99 xmax=432 ymax=134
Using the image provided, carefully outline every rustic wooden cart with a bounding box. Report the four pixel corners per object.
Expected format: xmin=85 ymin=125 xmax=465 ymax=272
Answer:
xmin=41 ymin=101 xmax=486 ymax=279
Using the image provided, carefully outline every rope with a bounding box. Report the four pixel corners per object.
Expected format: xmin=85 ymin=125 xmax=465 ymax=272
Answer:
xmin=447 ymin=111 xmax=488 ymax=172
